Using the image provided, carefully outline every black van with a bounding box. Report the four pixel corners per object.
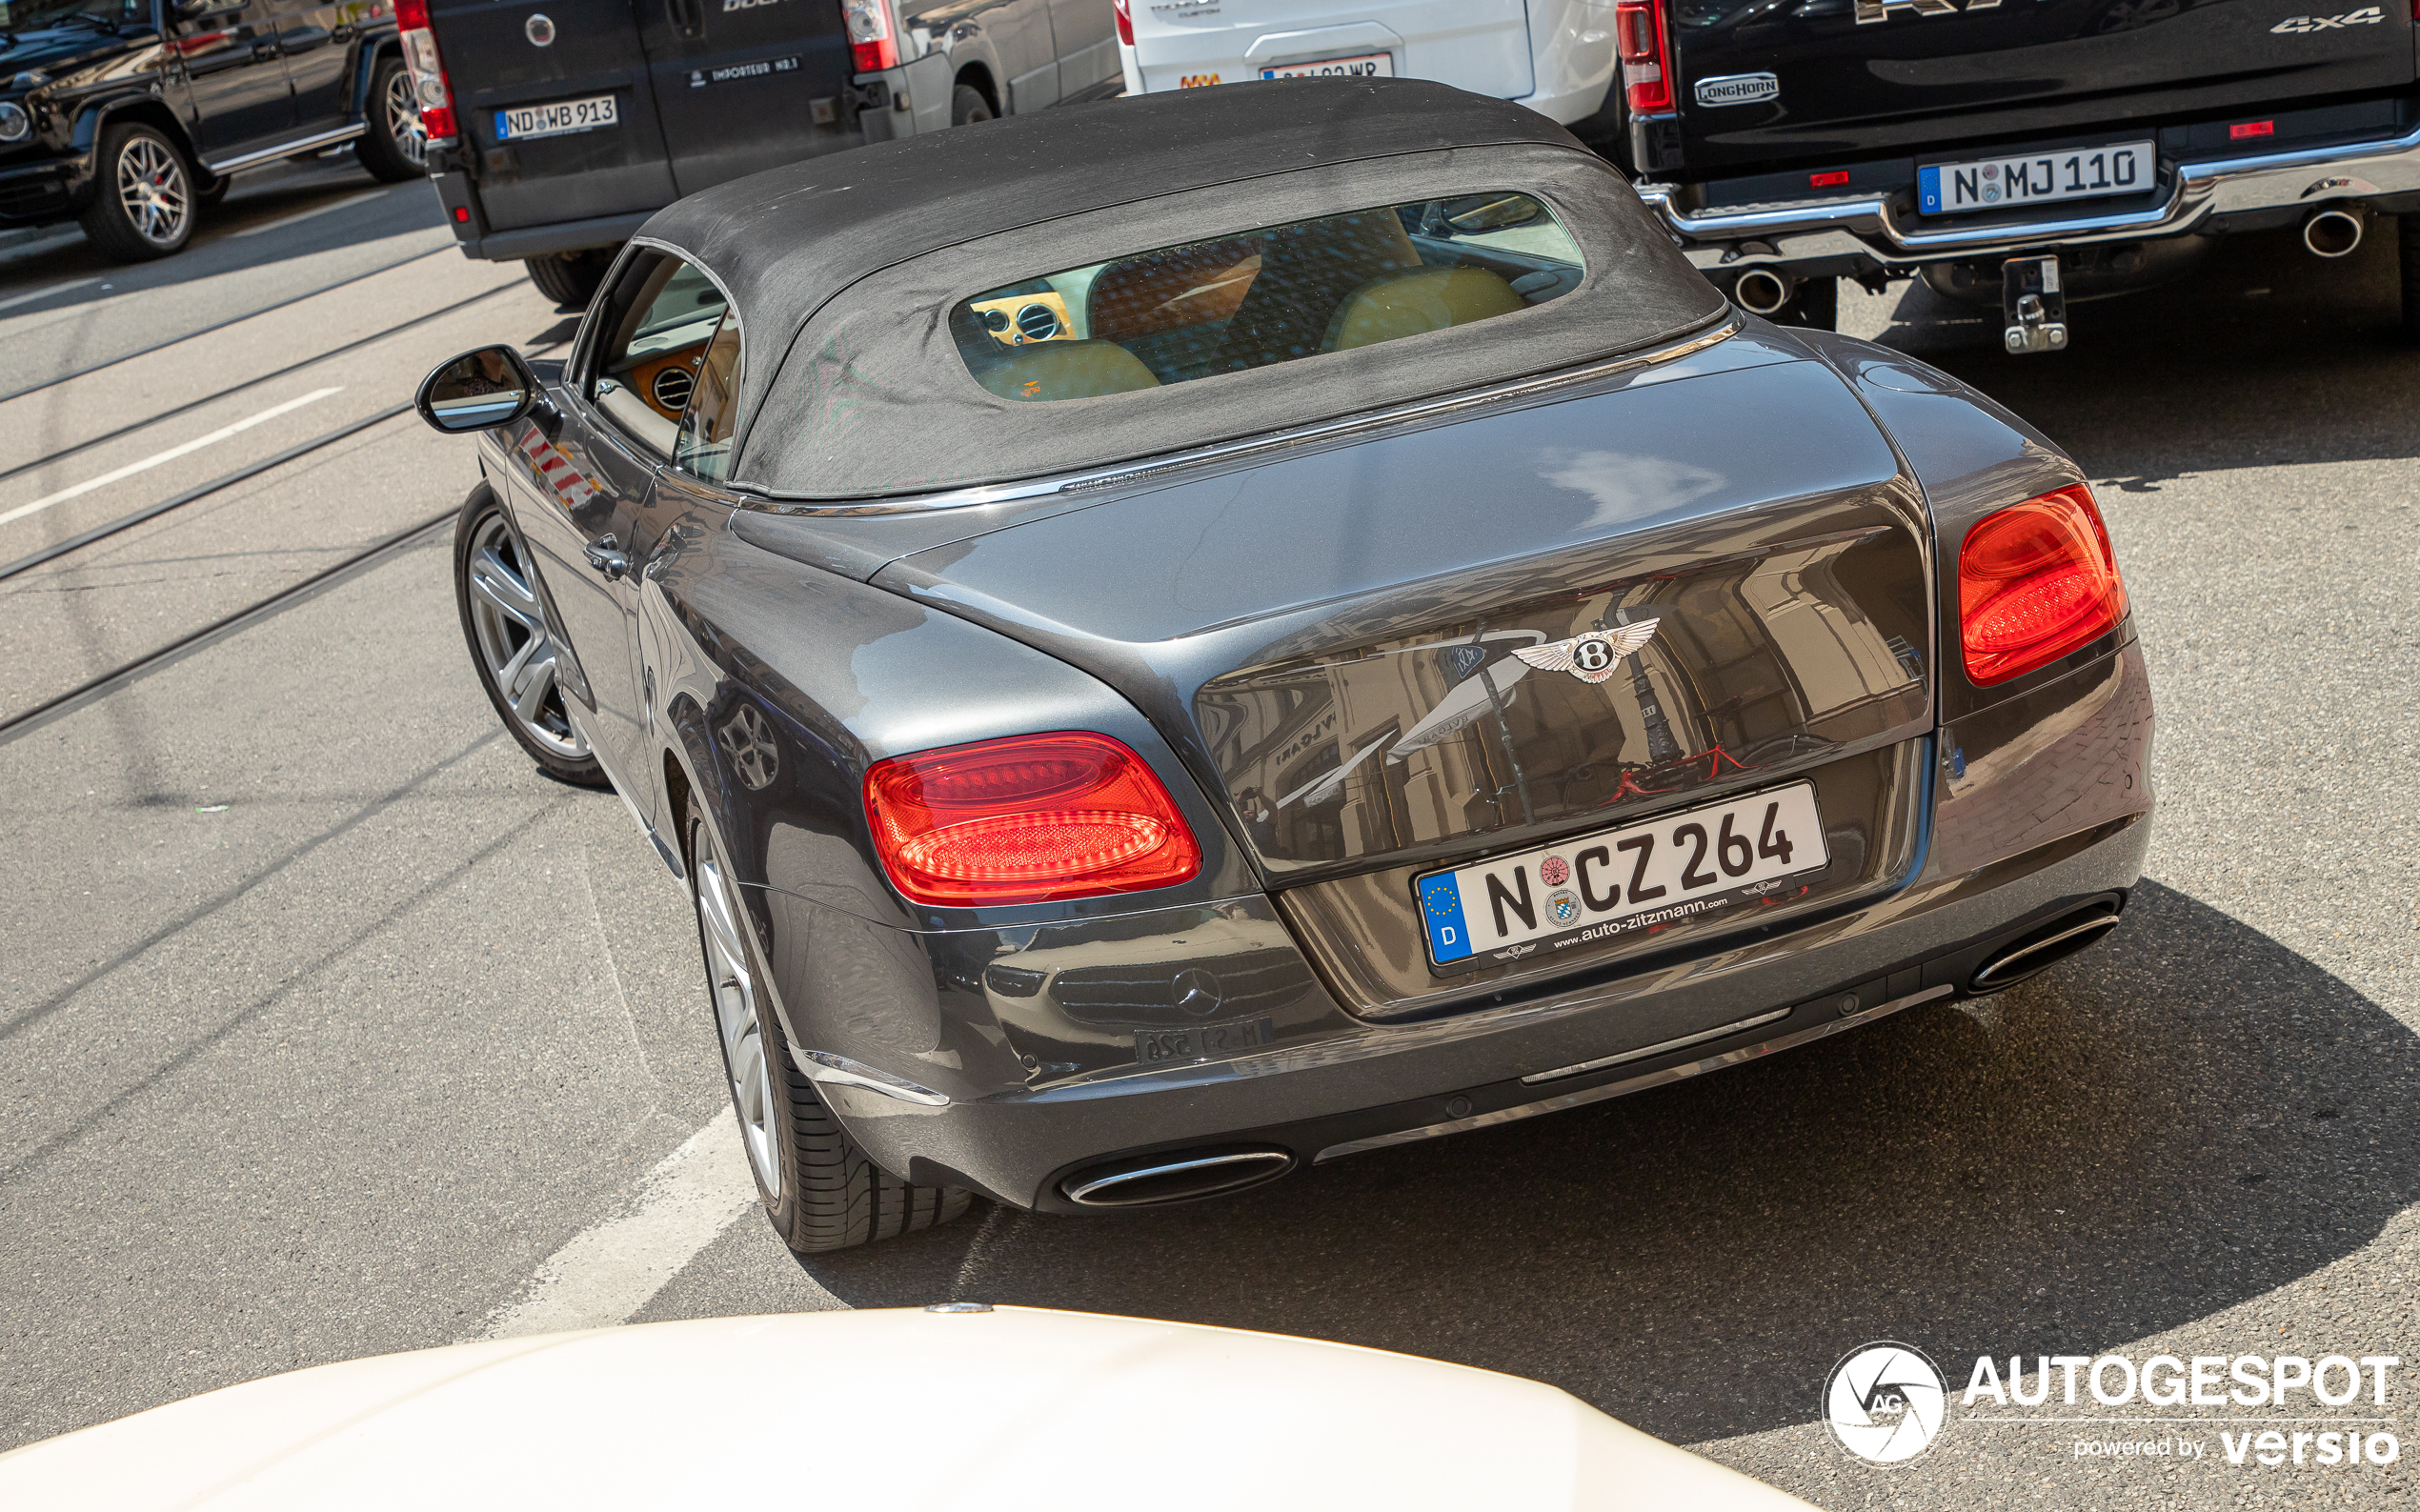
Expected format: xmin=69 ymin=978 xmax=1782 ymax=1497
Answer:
xmin=409 ymin=0 xmax=1119 ymax=305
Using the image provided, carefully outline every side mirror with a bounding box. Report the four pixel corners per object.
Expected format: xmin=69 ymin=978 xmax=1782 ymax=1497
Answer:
xmin=416 ymin=345 xmax=542 ymax=433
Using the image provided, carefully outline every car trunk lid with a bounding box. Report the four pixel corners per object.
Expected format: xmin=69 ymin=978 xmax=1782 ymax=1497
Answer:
xmin=871 ymin=338 xmax=1932 ymax=896
xmin=1669 ymin=0 xmax=2415 ymax=175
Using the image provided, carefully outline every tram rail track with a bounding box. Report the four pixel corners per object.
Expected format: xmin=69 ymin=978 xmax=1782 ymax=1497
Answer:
xmin=0 ymin=279 xmax=522 ymax=490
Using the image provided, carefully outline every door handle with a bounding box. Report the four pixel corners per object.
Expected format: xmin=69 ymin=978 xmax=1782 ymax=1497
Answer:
xmin=583 ymin=535 xmax=629 ymax=580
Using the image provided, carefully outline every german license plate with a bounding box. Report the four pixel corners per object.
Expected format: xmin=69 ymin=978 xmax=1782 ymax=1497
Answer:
xmin=1136 ymin=1017 xmax=1274 ymax=1065
xmin=1260 ymin=51 xmax=1394 ymax=80
xmin=1918 ymin=140 xmax=2152 ymax=215
xmin=495 ymin=93 xmax=618 ymax=142
xmin=1417 ymin=782 xmax=1827 ymax=974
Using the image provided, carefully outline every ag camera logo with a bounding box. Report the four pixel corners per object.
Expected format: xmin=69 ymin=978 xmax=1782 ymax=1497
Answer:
xmin=1825 ymin=1341 xmax=1948 ymax=1464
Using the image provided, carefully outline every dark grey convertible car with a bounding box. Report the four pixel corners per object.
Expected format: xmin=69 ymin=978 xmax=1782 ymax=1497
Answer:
xmin=416 ymin=78 xmax=2152 ymax=1252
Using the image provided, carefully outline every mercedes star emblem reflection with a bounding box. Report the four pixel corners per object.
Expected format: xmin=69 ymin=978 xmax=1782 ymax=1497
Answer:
xmin=524 ymin=12 xmax=555 ymax=46
xmin=1512 ymin=619 xmax=1660 ymax=684
xmin=1825 ymin=1341 xmax=1947 ymax=1464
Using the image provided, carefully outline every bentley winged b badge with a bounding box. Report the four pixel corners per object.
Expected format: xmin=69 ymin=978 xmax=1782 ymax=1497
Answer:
xmin=1512 ymin=619 xmax=1661 ymax=684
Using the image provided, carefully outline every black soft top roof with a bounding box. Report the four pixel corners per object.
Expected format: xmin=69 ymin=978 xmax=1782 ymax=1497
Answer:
xmin=638 ymin=79 xmax=1729 ymax=500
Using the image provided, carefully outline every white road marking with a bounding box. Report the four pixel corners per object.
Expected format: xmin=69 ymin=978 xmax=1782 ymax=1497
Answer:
xmin=0 ymin=387 xmax=342 ymax=528
xmin=477 ymin=1108 xmax=803 ymax=1340
xmin=0 ymin=276 xmax=98 ymax=314
xmin=231 ymin=189 xmax=388 ymax=238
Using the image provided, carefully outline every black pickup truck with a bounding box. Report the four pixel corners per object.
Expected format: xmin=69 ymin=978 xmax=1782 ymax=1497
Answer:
xmin=1611 ymin=0 xmax=2420 ymax=349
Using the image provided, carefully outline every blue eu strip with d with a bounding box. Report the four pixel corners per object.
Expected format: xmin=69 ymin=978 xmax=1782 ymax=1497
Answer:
xmin=1422 ymin=874 xmax=1472 ymax=962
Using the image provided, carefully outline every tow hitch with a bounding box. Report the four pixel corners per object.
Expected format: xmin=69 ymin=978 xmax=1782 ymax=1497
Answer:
xmin=2002 ymin=254 xmax=2067 ymax=353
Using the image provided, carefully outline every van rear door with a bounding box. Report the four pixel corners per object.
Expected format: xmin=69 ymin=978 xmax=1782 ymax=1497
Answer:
xmin=1130 ymin=0 xmax=1535 ymax=100
xmin=430 ymin=0 xmax=676 ymax=233
xmin=637 ymin=0 xmax=863 ymax=195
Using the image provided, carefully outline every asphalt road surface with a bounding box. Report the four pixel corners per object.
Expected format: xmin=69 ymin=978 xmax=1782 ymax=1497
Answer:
xmin=0 ymin=160 xmax=2412 ymax=1512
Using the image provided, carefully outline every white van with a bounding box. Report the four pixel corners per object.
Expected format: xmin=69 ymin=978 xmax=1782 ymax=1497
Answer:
xmin=1114 ymin=0 xmax=1618 ymax=125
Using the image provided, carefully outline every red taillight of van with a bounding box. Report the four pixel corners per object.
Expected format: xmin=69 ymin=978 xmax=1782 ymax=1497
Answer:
xmin=863 ymin=733 xmax=1202 ymax=906
xmin=1614 ymin=0 xmax=1673 ymax=112
xmin=1115 ymin=0 xmax=1134 ymax=46
xmin=843 ymin=0 xmax=899 ymax=72
xmin=393 ymin=0 xmax=455 ymax=143
xmin=1959 ymin=485 xmax=2129 ymax=685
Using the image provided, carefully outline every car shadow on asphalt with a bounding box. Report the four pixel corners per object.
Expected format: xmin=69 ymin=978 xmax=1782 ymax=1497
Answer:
xmin=1858 ymin=224 xmax=2420 ymax=487
xmin=796 ymin=877 xmax=2416 ymax=1443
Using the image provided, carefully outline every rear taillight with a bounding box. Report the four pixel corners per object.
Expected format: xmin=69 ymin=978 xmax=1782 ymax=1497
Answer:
xmin=1614 ymin=0 xmax=1672 ymax=113
xmin=393 ymin=0 xmax=456 ymax=143
xmin=863 ymin=733 xmax=1201 ymax=906
xmin=1958 ymin=484 xmax=2128 ymax=685
xmin=1115 ymin=0 xmax=1134 ymax=45
xmin=843 ymin=0 xmax=899 ymax=72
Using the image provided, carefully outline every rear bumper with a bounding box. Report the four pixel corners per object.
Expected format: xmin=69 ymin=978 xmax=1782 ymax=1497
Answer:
xmin=798 ymin=640 xmax=2155 ymax=1214
xmin=1638 ymin=119 xmax=2420 ymax=275
xmin=432 ymin=164 xmax=654 ymax=261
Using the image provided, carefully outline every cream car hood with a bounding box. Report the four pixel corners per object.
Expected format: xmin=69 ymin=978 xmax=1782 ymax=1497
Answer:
xmin=0 ymin=1307 xmax=1814 ymax=1511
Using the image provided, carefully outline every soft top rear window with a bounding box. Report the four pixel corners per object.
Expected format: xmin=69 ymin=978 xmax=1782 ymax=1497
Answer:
xmin=949 ymin=193 xmax=1583 ymax=403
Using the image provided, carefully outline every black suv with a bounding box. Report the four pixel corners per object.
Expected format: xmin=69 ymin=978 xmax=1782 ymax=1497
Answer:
xmin=0 ymin=0 xmax=421 ymax=261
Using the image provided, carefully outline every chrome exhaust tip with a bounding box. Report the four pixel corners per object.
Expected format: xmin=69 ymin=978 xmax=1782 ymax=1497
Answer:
xmin=1060 ymin=1147 xmax=1295 ymax=1208
xmin=2303 ymin=207 xmax=2365 ymax=258
xmin=1969 ymin=907 xmax=2122 ymax=994
xmin=1732 ymin=268 xmax=1795 ymax=316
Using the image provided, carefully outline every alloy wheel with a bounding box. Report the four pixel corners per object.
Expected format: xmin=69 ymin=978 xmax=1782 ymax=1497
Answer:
xmin=696 ymin=846 xmax=784 ymax=1194
xmin=116 ymin=136 xmax=190 ymax=250
xmin=383 ymin=67 xmax=427 ymax=169
xmin=463 ymin=513 xmax=587 ymax=758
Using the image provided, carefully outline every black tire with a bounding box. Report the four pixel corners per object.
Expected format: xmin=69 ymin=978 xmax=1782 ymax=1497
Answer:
xmin=524 ymin=248 xmax=615 ymax=310
xmin=79 ymin=122 xmax=198 ymax=262
xmin=686 ymin=796 xmax=974 ymax=1254
xmin=451 ymin=485 xmax=610 ymax=788
xmin=2400 ymin=215 xmax=2420 ymax=343
xmin=197 ymin=174 xmax=231 ymax=209
xmin=358 ymin=55 xmax=427 ymax=183
xmin=951 ymin=83 xmax=994 ymax=126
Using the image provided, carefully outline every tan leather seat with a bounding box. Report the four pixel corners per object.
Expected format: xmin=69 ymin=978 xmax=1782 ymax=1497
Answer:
xmin=976 ymin=339 xmax=1162 ymax=402
xmin=1321 ymin=267 xmax=1527 ymax=353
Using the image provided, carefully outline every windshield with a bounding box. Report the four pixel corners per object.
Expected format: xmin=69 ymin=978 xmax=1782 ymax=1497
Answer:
xmin=948 ymin=192 xmax=1584 ymax=403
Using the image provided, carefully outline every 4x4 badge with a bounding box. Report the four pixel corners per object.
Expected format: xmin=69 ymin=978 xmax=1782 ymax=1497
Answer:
xmin=2272 ymin=5 xmax=2382 ymax=30
xmin=1856 ymin=0 xmax=2000 ymax=23
xmin=1513 ymin=620 xmax=1661 ymax=684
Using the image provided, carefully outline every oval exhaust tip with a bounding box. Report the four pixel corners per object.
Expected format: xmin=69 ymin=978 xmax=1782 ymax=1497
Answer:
xmin=1062 ymin=1148 xmax=1295 ymax=1209
xmin=2303 ymin=209 xmax=2364 ymax=258
xmin=1970 ymin=909 xmax=2122 ymax=993
xmin=1733 ymin=268 xmax=1793 ymax=315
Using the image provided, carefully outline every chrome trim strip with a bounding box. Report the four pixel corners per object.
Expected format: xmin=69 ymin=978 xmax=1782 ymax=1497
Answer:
xmin=1520 ymin=1005 xmax=1791 ymax=1085
xmin=797 ymin=1049 xmax=950 ymax=1106
xmin=1637 ymin=121 xmax=2420 ymax=266
xmin=1314 ymin=984 xmax=1954 ymax=1163
xmin=735 ymin=314 xmax=1743 ymax=517
xmin=207 ymin=123 xmax=368 ymax=175
xmin=1970 ymin=913 xmax=2118 ymax=988
xmin=1063 ymin=1150 xmax=1292 ymax=1206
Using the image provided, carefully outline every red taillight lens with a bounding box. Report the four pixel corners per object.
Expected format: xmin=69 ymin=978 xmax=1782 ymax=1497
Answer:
xmin=843 ymin=0 xmax=899 ymax=71
xmin=1614 ymin=0 xmax=1672 ymax=112
xmin=395 ymin=0 xmax=456 ymax=143
xmin=1115 ymin=0 xmax=1134 ymax=45
xmin=1959 ymin=484 xmax=2128 ymax=685
xmin=863 ymin=733 xmax=1201 ymax=906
